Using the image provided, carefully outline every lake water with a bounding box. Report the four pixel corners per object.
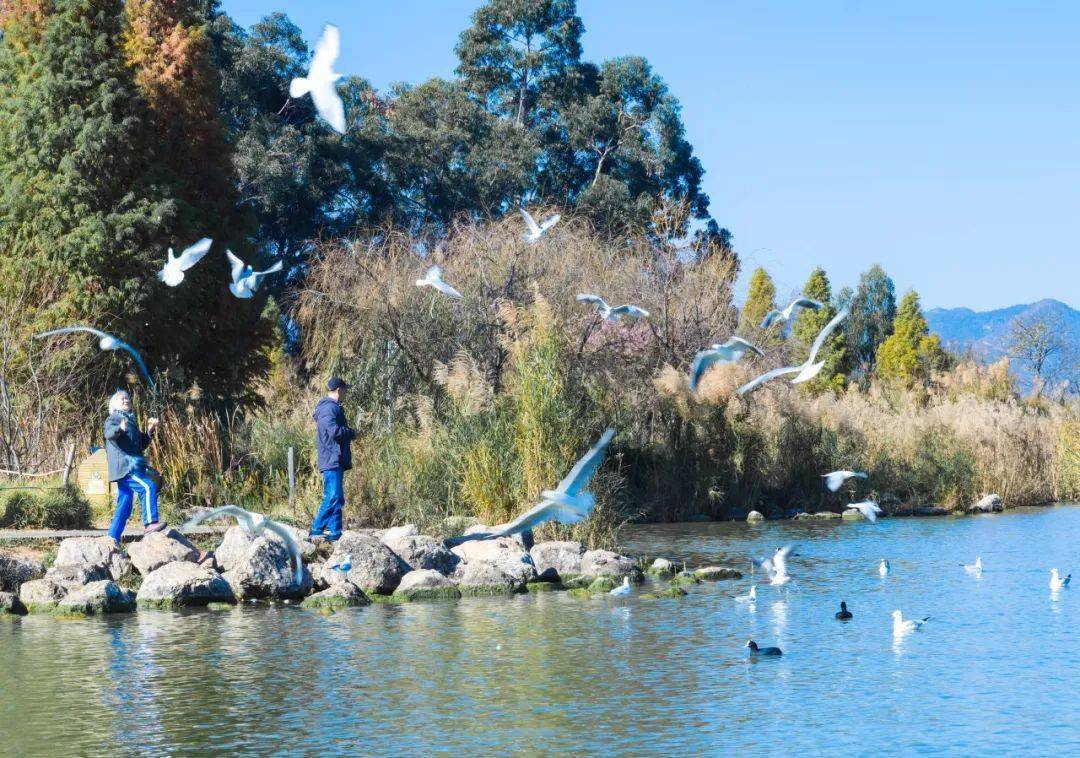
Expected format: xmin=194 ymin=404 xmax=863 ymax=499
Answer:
xmin=2 ymin=505 xmax=1078 ymax=756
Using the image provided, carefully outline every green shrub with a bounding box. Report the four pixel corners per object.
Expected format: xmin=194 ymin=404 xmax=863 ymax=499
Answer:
xmin=0 ymin=485 xmax=91 ymax=529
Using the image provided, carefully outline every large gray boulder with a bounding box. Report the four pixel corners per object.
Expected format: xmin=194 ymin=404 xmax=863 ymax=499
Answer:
xmin=646 ymin=558 xmax=677 ymax=578
xmin=128 ymin=529 xmax=200 ymax=575
xmin=393 ymin=569 xmax=461 ymax=601
xmin=693 ymin=566 xmax=743 ymax=581
xmin=57 ymin=581 xmax=135 ymax=615
xmin=302 ymin=581 xmax=370 ymax=609
xmin=450 ymin=561 xmax=522 ymax=595
xmin=969 ymin=494 xmax=1003 ymax=513
xmin=0 ymin=591 xmax=28 ymax=616
xmin=222 ymin=535 xmax=313 ymax=600
xmin=529 ymin=541 xmax=585 ymax=581
xmin=462 ymin=524 xmax=529 ymax=549
xmin=327 ymin=531 xmax=409 ymax=595
xmin=18 ymin=577 xmax=68 ymax=612
xmin=0 ymin=550 xmax=45 ymax=592
xmin=746 ymin=510 xmax=765 ymax=523
xmin=380 ymin=524 xmax=419 ymax=542
xmin=580 ymin=549 xmax=640 ymax=581
xmin=54 ymin=536 xmax=131 ymax=580
xmin=45 ymin=563 xmax=110 ymax=586
xmin=451 ymin=537 xmax=537 ymax=585
xmin=383 ymin=534 xmax=458 ymax=575
xmin=214 ymin=524 xmax=317 ymax=572
xmin=137 ymin=561 xmax=235 ymax=608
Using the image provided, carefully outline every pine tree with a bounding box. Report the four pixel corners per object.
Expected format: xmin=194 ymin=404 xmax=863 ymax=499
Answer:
xmin=846 ymin=263 xmax=897 ymax=376
xmin=739 ymin=267 xmax=777 ymax=337
xmin=791 ymin=267 xmax=847 ymax=393
xmin=876 ymin=290 xmax=948 ymax=387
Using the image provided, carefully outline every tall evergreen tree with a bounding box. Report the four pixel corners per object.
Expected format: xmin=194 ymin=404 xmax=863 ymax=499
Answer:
xmin=791 ymin=267 xmax=848 ymax=393
xmin=739 ymin=267 xmax=777 ymax=337
xmin=846 ymin=263 xmax=896 ymax=376
xmin=876 ymin=290 xmax=948 ymax=387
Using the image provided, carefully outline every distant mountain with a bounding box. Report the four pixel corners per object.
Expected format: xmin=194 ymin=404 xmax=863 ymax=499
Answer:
xmin=926 ymin=299 xmax=1079 ymax=389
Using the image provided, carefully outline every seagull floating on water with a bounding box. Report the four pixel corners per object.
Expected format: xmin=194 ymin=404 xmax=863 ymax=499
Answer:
xmin=157 ymin=238 xmax=212 ymax=287
xmin=448 ymin=428 xmax=615 ymax=543
xmin=735 ymin=585 xmax=757 ymax=603
xmin=822 ymin=470 xmax=868 ymax=492
xmin=892 ymin=610 xmax=930 ymax=635
xmin=609 ymin=577 xmax=632 ymax=596
xmin=226 ymin=251 xmax=283 ymax=299
xmin=688 ymin=337 xmax=764 ymax=392
xmin=752 ymin=544 xmax=798 ymax=586
xmin=845 ymin=500 xmax=884 ymax=523
xmin=184 ymin=505 xmax=304 ymax=585
xmin=415 ymin=265 xmax=463 ymax=299
xmin=879 ymin=559 xmax=890 ymax=577
xmin=961 ymin=557 xmax=983 ymax=576
xmin=519 ymin=207 xmax=560 ymax=243
xmin=746 ymin=640 xmax=782 ymax=657
xmin=835 ymin=601 xmax=853 ymax=620
xmin=576 ymin=294 xmax=649 ymax=322
xmin=1049 ymin=568 xmax=1071 ymax=590
xmin=738 ymin=308 xmax=849 ymax=394
xmin=34 ymin=326 xmax=154 ymax=389
xmin=289 ymin=24 xmax=346 ymax=134
xmin=760 ymin=297 xmax=823 ymax=329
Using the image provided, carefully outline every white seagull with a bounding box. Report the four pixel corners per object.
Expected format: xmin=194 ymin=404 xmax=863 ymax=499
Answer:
xmin=34 ymin=326 xmax=154 ymax=389
xmin=609 ymin=577 xmax=632 ymax=596
xmin=289 ymin=24 xmax=346 ymax=134
xmin=738 ymin=308 xmax=849 ymax=395
xmin=879 ymin=559 xmax=890 ymax=577
xmin=892 ymin=610 xmax=930 ymax=635
xmin=1049 ymin=568 xmax=1071 ymax=590
xmin=329 ymin=554 xmax=353 ymax=573
xmin=961 ymin=557 xmax=983 ymax=576
xmin=845 ymin=500 xmax=884 ymax=523
xmin=576 ymin=294 xmax=649 ymax=322
xmin=519 ymin=207 xmax=560 ymax=243
xmin=415 ymin=265 xmax=463 ymax=299
xmin=157 ymin=238 xmax=212 ymax=287
xmin=822 ymin=470 xmax=868 ymax=492
xmin=183 ymin=505 xmax=304 ymax=585
xmin=226 ymin=250 xmax=283 ymax=299
xmin=752 ymin=544 xmax=798 ymax=586
xmin=761 ymin=297 xmax=824 ymax=329
xmin=688 ymin=337 xmax=764 ymax=392
xmin=735 ymin=585 xmax=757 ymax=603
xmin=452 ymin=428 xmax=615 ymax=542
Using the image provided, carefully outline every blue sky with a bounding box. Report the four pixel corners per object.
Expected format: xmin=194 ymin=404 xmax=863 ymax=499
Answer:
xmin=222 ymin=1 xmax=1080 ymax=311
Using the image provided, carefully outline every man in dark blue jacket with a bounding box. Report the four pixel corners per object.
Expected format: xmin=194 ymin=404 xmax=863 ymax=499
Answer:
xmin=310 ymin=377 xmax=356 ymax=541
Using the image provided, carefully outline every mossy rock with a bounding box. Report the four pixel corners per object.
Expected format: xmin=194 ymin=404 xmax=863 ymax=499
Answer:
xmin=457 ymin=584 xmax=523 ymax=597
xmin=366 ymin=593 xmax=406 ymax=604
xmin=51 ymin=609 xmax=92 ymax=620
xmin=567 ymin=588 xmax=593 ymax=600
xmin=25 ymin=602 xmax=60 ymax=614
xmin=302 ymin=594 xmax=370 ymax=609
xmin=670 ymin=572 xmax=702 ymax=587
xmin=586 ymin=576 xmax=617 ymax=593
xmin=206 ymin=602 xmax=237 ymax=611
xmin=525 ymin=581 xmax=564 ymax=593
xmin=560 ymin=576 xmax=591 ymax=589
xmin=693 ymin=566 xmax=743 ymax=581
xmin=642 ymin=587 xmax=688 ymax=599
xmin=392 ymin=585 xmax=462 ymax=602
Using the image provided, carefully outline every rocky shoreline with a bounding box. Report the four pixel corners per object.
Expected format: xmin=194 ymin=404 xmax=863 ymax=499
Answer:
xmin=0 ymin=522 xmax=746 ymax=618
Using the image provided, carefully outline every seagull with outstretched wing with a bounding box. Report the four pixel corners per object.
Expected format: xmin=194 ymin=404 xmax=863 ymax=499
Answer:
xmin=761 ymin=297 xmax=824 ymax=329
xmin=688 ymin=337 xmax=764 ymax=391
xmin=576 ymin=294 xmax=649 ymax=322
xmin=520 ymin=207 xmax=560 ymax=243
xmin=752 ymin=543 xmax=798 ymax=586
xmin=184 ymin=505 xmax=304 ymax=585
xmin=226 ymin=250 xmax=283 ymax=299
xmin=416 ymin=265 xmax=463 ymax=299
xmin=738 ymin=308 xmax=849 ymax=394
xmin=289 ymin=24 xmax=346 ymax=133
xmin=34 ymin=326 xmax=155 ymax=390
xmin=158 ymin=238 xmax=212 ymax=287
xmin=822 ymin=470 xmax=868 ymax=492
xmin=845 ymin=500 xmax=883 ymax=523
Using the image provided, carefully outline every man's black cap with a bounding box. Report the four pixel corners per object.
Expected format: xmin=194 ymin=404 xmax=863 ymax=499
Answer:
xmin=327 ymin=377 xmax=349 ymax=391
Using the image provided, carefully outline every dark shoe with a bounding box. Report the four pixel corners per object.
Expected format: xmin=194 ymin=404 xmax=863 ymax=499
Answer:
xmin=144 ymin=521 xmax=168 ymax=535
xmin=325 ymin=532 xmax=342 ymax=542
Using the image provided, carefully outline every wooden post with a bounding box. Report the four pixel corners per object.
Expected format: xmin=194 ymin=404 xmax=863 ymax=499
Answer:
xmin=287 ymin=446 xmax=296 ymax=511
xmin=61 ymin=443 xmax=76 ymax=487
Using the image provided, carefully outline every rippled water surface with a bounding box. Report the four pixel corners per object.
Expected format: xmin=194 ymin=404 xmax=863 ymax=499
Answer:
xmin=2 ymin=505 xmax=1078 ymax=756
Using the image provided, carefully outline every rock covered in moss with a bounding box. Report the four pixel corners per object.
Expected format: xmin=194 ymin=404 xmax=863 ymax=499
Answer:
xmin=0 ymin=550 xmax=45 ymax=592
xmin=128 ymin=529 xmax=200 ymax=575
xmin=137 ymin=561 xmax=235 ymax=608
xmin=57 ymin=580 xmax=135 ymax=615
xmin=18 ymin=577 xmax=69 ymax=612
xmin=525 ymin=581 xmax=563 ymax=592
xmin=794 ymin=511 xmax=840 ymax=521
xmin=670 ymin=571 xmax=702 ymax=586
xmin=642 ymin=586 xmax=688 ymax=599
xmin=393 ymin=569 xmax=462 ymax=601
xmin=529 ymin=541 xmax=585 ymax=581
xmin=302 ymin=581 xmax=370 ymax=609
xmin=54 ymin=536 xmax=131 ymax=580
xmin=586 ymin=576 xmax=617 ymax=593
xmin=0 ymin=591 xmax=28 ymax=616
xmin=693 ymin=566 xmax=742 ymax=581
xmin=646 ymin=558 xmax=676 ymax=578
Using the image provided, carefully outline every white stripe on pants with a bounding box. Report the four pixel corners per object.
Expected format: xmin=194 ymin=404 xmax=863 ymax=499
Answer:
xmin=129 ymin=473 xmax=154 ymax=524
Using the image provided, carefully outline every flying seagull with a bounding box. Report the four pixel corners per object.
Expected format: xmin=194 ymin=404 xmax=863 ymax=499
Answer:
xmin=576 ymin=294 xmax=649 ymax=322
xmin=520 ymin=207 xmax=560 ymax=243
xmin=961 ymin=557 xmax=983 ymax=576
xmin=892 ymin=610 xmax=930 ymax=635
xmin=688 ymin=337 xmax=764 ymax=392
xmin=449 ymin=428 xmax=615 ymax=543
xmin=158 ymin=238 xmax=212 ymax=287
xmin=734 ymin=585 xmax=757 ymax=603
xmin=879 ymin=559 xmax=891 ymax=577
xmin=752 ymin=544 xmax=798 ymax=586
xmin=609 ymin=576 xmax=632 ymax=596
xmin=845 ymin=500 xmax=884 ymax=523
xmin=822 ymin=470 xmax=868 ymax=492
xmin=226 ymin=250 xmax=283 ymax=299
xmin=183 ymin=505 xmax=304 ymax=585
xmin=34 ymin=326 xmax=154 ymax=390
xmin=415 ymin=265 xmax=463 ymax=299
xmin=1049 ymin=568 xmax=1070 ymax=590
xmin=761 ymin=297 xmax=824 ymax=329
xmin=738 ymin=308 xmax=849 ymax=395
xmin=289 ymin=24 xmax=346 ymax=134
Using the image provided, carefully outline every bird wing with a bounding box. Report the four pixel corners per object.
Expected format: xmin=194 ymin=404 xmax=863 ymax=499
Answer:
xmin=34 ymin=326 xmax=109 ymax=341
xmin=225 ymin=250 xmax=246 ymax=283
xmin=116 ymin=340 xmax=155 ymax=390
xmin=488 ymin=501 xmax=581 ymax=537
xmin=519 ymin=207 xmax=541 ymax=236
xmin=263 ymin=518 xmax=305 ymax=585
xmin=805 ymin=307 xmax=849 ymax=364
xmin=539 ymin=214 xmax=560 ymax=232
xmin=176 ymin=238 xmax=212 ymax=271
xmin=792 ymin=297 xmax=824 ymax=312
xmin=611 ymin=304 xmax=649 ymax=319
xmin=431 ymin=279 xmax=463 ymax=299
xmin=576 ymin=293 xmax=607 ymax=310
xmin=752 ymin=555 xmax=775 ymax=575
xmin=689 ymin=349 xmax=724 ymax=391
xmin=311 ymin=82 xmax=347 ymax=134
xmin=182 ymin=504 xmax=252 ymax=531
xmin=555 ymin=427 xmax=615 ymax=495
xmin=424 ymin=265 xmax=442 ymax=282
xmin=791 ymin=360 xmax=825 ymax=384
xmin=822 ymin=471 xmax=846 ymax=491
xmin=254 ymin=259 xmax=284 ymax=281
xmin=760 ymin=309 xmax=783 ymax=329
xmin=725 ymin=336 xmax=764 ymax=357
xmin=310 ymin=24 xmax=341 ymax=77
xmin=737 ymin=365 xmax=802 ymax=395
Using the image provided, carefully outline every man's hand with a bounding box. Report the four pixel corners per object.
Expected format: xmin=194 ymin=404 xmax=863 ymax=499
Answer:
xmin=147 ymin=417 xmax=159 ymax=434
